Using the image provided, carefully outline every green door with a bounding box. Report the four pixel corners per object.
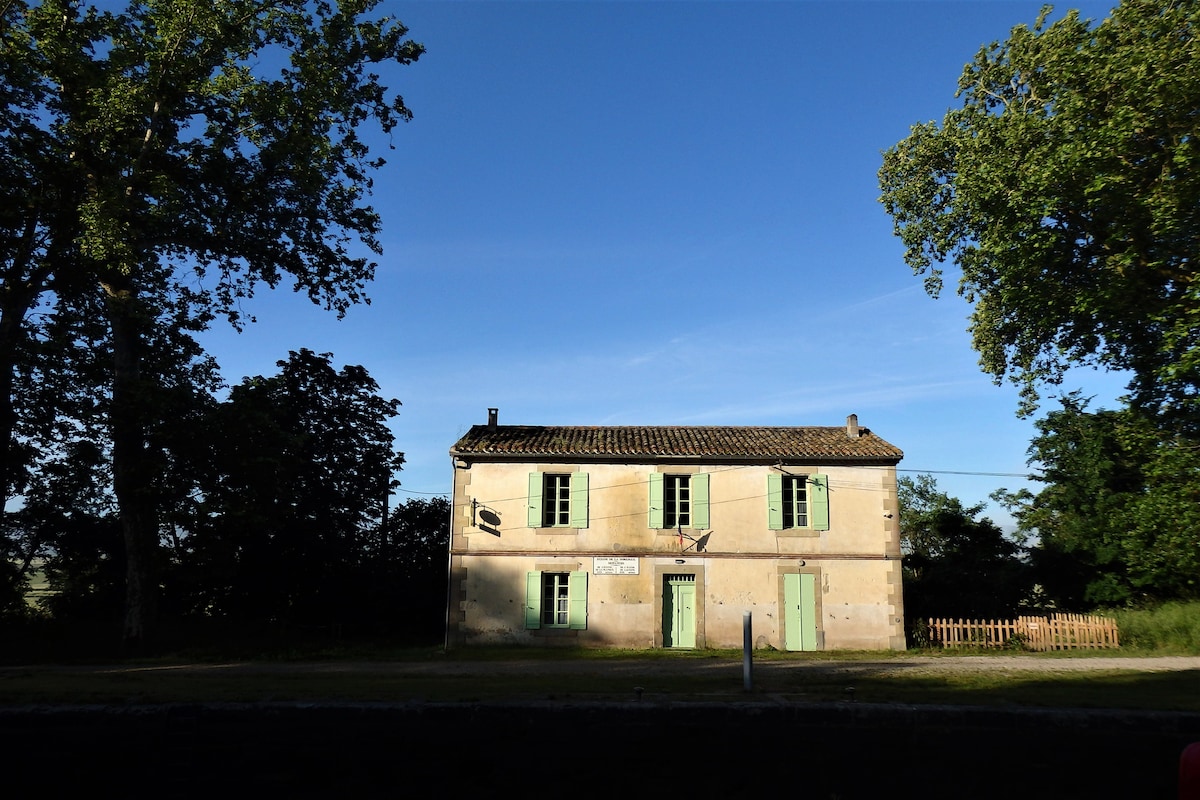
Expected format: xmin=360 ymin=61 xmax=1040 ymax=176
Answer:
xmin=663 ymin=575 xmax=696 ymax=648
xmin=784 ymin=573 xmax=817 ymax=651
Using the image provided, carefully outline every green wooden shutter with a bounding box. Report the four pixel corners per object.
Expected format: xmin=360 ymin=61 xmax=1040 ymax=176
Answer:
xmin=767 ymin=473 xmax=784 ymax=530
xmin=569 ymin=472 xmax=589 ymax=528
xmin=783 ymin=573 xmax=799 ymax=650
xmin=784 ymin=573 xmax=818 ymax=651
xmin=692 ymin=473 xmax=709 ymax=529
xmin=811 ymin=474 xmax=829 ymax=531
xmin=567 ymin=571 xmax=588 ymax=630
xmin=648 ymin=473 xmax=664 ymax=528
xmin=800 ymin=571 xmax=817 ymax=650
xmin=525 ymin=571 xmax=542 ymax=629
xmin=527 ymin=472 xmax=542 ymax=528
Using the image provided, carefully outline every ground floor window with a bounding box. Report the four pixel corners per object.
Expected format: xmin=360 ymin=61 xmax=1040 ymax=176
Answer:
xmin=525 ymin=570 xmax=588 ymax=630
xmin=542 ymin=572 xmax=570 ymax=626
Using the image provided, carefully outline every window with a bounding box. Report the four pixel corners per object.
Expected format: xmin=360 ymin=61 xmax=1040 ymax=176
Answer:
xmin=768 ymin=473 xmax=829 ymax=531
xmin=543 ymin=474 xmax=571 ymax=527
xmin=541 ymin=572 xmax=570 ymax=626
xmin=527 ymin=472 xmax=589 ymax=528
xmin=525 ymin=570 xmax=588 ymax=630
xmin=783 ymin=475 xmax=808 ymax=528
xmin=665 ymin=475 xmax=690 ymax=528
xmin=649 ymin=473 xmax=709 ymax=529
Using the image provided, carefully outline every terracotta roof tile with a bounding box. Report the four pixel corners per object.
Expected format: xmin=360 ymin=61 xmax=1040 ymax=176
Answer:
xmin=450 ymin=425 xmax=903 ymax=463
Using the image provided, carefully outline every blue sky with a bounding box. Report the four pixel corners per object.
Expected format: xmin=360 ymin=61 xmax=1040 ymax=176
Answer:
xmin=198 ymin=0 xmax=1126 ymax=525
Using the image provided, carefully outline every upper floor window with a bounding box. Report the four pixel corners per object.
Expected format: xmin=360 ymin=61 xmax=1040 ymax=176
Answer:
xmin=543 ymin=473 xmax=571 ymax=527
xmin=527 ymin=472 xmax=589 ymax=528
xmin=649 ymin=473 xmax=709 ymax=529
xmin=664 ymin=475 xmax=691 ymax=529
xmin=782 ymin=474 xmax=808 ymax=528
xmin=768 ymin=473 xmax=830 ymax=531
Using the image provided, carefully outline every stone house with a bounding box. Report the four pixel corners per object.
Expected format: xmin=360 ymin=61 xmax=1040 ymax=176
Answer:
xmin=446 ymin=409 xmax=906 ymax=650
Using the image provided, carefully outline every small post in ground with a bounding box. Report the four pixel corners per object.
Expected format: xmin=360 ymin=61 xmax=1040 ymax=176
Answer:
xmin=743 ymin=611 xmax=753 ymax=692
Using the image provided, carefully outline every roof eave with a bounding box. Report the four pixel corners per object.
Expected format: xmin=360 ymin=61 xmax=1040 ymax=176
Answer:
xmin=449 ymin=451 xmax=903 ymax=467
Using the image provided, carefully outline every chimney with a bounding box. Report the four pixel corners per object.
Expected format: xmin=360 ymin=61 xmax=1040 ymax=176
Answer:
xmin=846 ymin=414 xmax=860 ymax=439
xmin=487 ymin=408 xmax=498 ymax=429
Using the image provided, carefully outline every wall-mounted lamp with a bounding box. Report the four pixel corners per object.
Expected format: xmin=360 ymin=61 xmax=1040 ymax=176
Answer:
xmin=674 ymin=559 xmax=685 ymax=565
xmin=799 ymin=560 xmax=806 ymax=567
xmin=470 ymin=498 xmax=501 ymax=529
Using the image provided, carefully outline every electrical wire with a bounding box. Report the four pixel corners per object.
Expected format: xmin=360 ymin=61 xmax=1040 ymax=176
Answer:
xmin=399 ymin=461 xmax=1036 ymax=505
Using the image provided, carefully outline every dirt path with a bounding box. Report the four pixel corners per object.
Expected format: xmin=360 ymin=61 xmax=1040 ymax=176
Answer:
xmin=55 ymin=653 xmax=1200 ymax=678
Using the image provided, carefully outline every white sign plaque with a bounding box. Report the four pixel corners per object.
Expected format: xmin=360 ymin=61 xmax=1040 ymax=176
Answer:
xmin=593 ymin=556 xmax=639 ymax=575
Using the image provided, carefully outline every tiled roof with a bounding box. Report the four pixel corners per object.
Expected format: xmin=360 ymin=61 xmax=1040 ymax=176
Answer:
xmin=451 ymin=425 xmax=903 ymax=463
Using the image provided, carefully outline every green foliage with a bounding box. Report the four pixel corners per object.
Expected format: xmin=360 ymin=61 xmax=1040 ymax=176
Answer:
xmin=31 ymin=349 xmax=448 ymax=640
xmin=10 ymin=0 xmax=424 ymax=310
xmin=364 ymin=495 xmax=450 ymax=640
xmin=879 ymin=0 xmax=1200 ymax=418
xmin=882 ymin=0 xmax=1200 ymax=623
xmin=1 ymin=0 xmax=423 ymax=640
xmin=1003 ymin=632 xmax=1031 ymax=651
xmin=170 ymin=349 xmax=406 ymax=626
xmin=38 ymin=514 xmax=126 ymax=621
xmin=1109 ymin=601 xmax=1200 ymax=652
xmin=908 ymin=617 xmax=932 ymax=649
xmin=997 ymin=394 xmax=1200 ymax=606
xmin=899 ymin=474 xmax=1031 ymax=625
xmin=0 ymin=558 xmax=32 ymax=620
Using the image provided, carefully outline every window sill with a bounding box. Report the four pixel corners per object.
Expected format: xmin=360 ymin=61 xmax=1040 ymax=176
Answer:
xmin=774 ymin=528 xmax=823 ymax=538
xmin=533 ymin=527 xmax=580 ymax=535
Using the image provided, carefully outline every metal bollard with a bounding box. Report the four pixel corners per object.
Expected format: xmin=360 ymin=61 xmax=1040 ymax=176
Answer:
xmin=743 ymin=611 xmax=752 ymax=691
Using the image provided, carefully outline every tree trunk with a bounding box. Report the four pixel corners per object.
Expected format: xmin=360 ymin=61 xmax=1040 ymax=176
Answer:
xmin=106 ymin=285 xmax=158 ymax=648
xmin=0 ymin=305 xmax=22 ymax=514
xmin=0 ymin=280 xmax=40 ymax=514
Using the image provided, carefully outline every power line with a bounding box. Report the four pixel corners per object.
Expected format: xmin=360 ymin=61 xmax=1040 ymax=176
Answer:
xmin=407 ymin=463 xmax=1036 ymax=505
xmin=395 ymin=487 xmax=450 ymax=497
xmin=898 ymin=468 xmax=1033 ymax=479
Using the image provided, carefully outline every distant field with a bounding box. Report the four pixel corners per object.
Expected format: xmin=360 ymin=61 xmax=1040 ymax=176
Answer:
xmin=21 ymin=567 xmax=52 ymax=609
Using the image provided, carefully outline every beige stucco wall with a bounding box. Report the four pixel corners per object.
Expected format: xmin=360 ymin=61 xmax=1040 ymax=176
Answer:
xmin=447 ymin=459 xmax=906 ymax=650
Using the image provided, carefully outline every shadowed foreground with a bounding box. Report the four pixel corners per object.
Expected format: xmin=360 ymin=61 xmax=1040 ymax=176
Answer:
xmin=4 ymin=701 xmax=1197 ymax=799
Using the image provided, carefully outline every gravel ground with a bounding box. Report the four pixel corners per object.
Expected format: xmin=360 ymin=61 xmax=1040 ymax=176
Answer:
xmin=5 ymin=653 xmax=1199 ymax=799
xmin=757 ymin=654 xmax=1200 ymax=675
xmin=46 ymin=653 xmax=1200 ymax=678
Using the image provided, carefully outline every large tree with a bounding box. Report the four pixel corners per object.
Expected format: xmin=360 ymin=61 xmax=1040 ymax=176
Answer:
xmin=368 ymin=495 xmax=450 ymax=641
xmin=16 ymin=285 xmax=223 ymax=623
xmin=899 ymin=474 xmax=1030 ymax=628
xmin=878 ymin=0 xmax=1200 ymax=419
xmin=995 ymin=395 xmax=1200 ymax=606
xmin=175 ymin=349 xmax=404 ymax=626
xmin=4 ymin=0 xmax=422 ymax=643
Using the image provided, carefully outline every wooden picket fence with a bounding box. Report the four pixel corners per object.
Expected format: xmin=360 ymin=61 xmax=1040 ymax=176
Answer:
xmin=925 ymin=613 xmax=1120 ymax=651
